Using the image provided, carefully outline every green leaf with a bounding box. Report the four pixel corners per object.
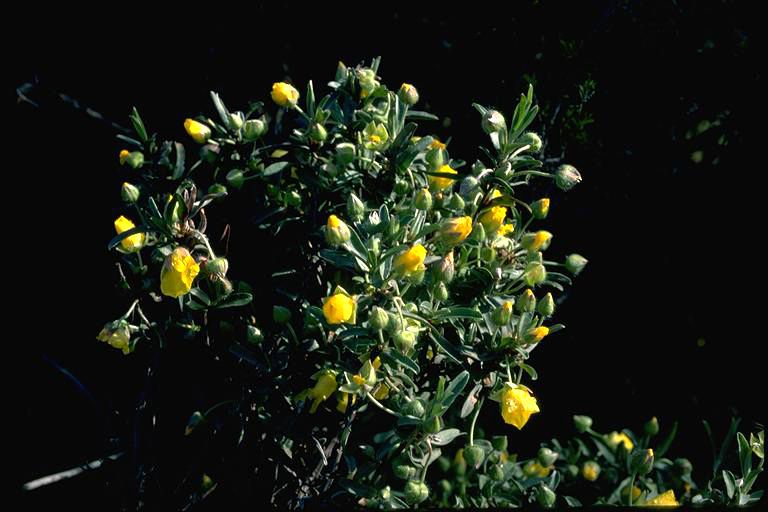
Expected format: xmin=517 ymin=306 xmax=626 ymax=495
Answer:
xmin=519 ymin=363 xmax=538 ymax=381
xmin=442 ymin=370 xmax=470 ymax=411
xmin=189 ymin=287 xmax=211 ymax=306
xmin=381 ymin=348 xmax=419 ymax=374
xmin=471 ymin=103 xmax=488 ymax=117
xmin=655 ymin=420 xmax=678 ymax=458
xmin=130 ymin=107 xmax=148 ymax=142
xmin=171 ymin=142 xmax=185 ymax=180
xmin=460 ymin=383 xmax=482 ymax=419
xmin=263 ymin=161 xmax=292 ymax=177
xmin=715 ymin=417 xmax=742 ymax=474
xmin=564 ymin=496 xmax=582 ymax=507
xmin=405 ymin=110 xmax=439 ymax=121
xmin=210 ymin=90 xmax=231 ymax=126
xmin=430 ymin=428 xmax=464 ymax=446
xmin=722 ymin=470 xmax=736 ymax=499
xmin=432 ymin=307 xmax=483 ymax=322
xmin=306 ymin=80 xmax=316 ymax=116
xmin=215 ymin=292 xmax=253 ymax=309
xmin=738 ymin=432 xmax=753 ymax=478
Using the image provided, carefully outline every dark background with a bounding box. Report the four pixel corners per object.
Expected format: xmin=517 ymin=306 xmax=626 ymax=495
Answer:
xmin=14 ymin=2 xmax=764 ymax=508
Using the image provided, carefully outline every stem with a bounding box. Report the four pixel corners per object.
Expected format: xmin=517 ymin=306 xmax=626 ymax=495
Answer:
xmin=469 ymin=396 xmax=485 ymax=445
xmin=421 ymin=439 xmax=433 ymax=482
xmin=193 ymin=230 xmax=216 ymax=259
xmin=505 ymin=356 xmax=514 ymax=384
xmin=628 ymin=472 xmax=637 ymax=506
xmin=366 ymin=392 xmax=398 ymax=417
xmin=122 ymin=299 xmax=140 ymax=320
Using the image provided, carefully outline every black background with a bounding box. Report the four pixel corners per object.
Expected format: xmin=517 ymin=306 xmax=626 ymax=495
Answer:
xmin=14 ymin=2 xmax=764 ymax=508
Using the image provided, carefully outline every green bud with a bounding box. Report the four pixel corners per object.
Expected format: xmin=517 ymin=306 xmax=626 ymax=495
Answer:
xmin=125 ymin=151 xmax=144 ymax=169
xmin=367 ymin=307 xmax=387 ymax=331
xmin=243 ymin=119 xmax=267 ymax=140
xmin=470 ymin=222 xmax=486 ymax=242
xmin=346 ymin=193 xmax=365 ymax=221
xmin=538 ymin=447 xmax=559 ymax=466
xmin=537 ymin=484 xmax=556 ymax=509
xmin=516 ymin=289 xmax=536 ymax=313
xmin=309 ymin=122 xmax=327 ymax=143
xmin=482 ymin=110 xmax=506 ymax=134
xmin=394 ymin=178 xmax=410 ymax=195
xmin=368 ymin=236 xmax=381 ymax=257
xmin=407 ymin=268 xmax=426 ymax=285
xmin=520 ymin=231 xmax=553 ymax=252
xmin=438 ymin=479 xmax=452 ymax=494
xmin=393 ymin=458 xmax=418 ymax=480
xmin=121 ymin=182 xmax=140 ymax=203
xmin=537 ymin=292 xmax=555 ymax=317
xmin=404 ymin=480 xmax=429 ymax=505
xmin=246 ymin=325 xmax=264 ymax=345
xmin=208 ymin=183 xmax=227 ymax=195
xmin=573 ymin=415 xmax=593 ymax=433
xmin=437 ymin=456 xmax=451 ymax=473
xmin=435 ymin=251 xmax=455 ymax=283
xmin=492 ymin=435 xmax=508 ymax=452
xmin=489 ymin=464 xmax=505 ymax=481
xmin=201 ymin=144 xmax=220 ymax=164
xmin=205 ymin=257 xmax=229 ymax=277
xmin=566 ymin=464 xmax=579 ymax=478
xmin=394 ymin=330 xmax=417 ymax=353
xmin=386 ymin=312 xmax=403 ymax=333
xmin=285 ymin=190 xmax=302 ymax=207
xmin=434 ymin=282 xmax=449 ymax=302
xmin=565 ymin=254 xmax=588 ymax=275
xmin=524 ymin=262 xmax=547 ymax=287
xmin=449 ymin=193 xmax=465 ymax=211
xmin=480 ymin=246 xmax=496 ymax=262
xmin=520 ymin=131 xmax=543 ymax=152
xmin=674 ymin=458 xmax=693 ymax=476
xmin=644 ymin=416 xmax=659 ymax=437
xmin=531 ymin=198 xmax=550 ymax=219
xmin=228 ymin=112 xmax=244 ymax=130
xmin=555 ymin=164 xmax=583 ymax=191
xmin=398 ymin=83 xmax=420 ymax=105
xmin=226 ymin=168 xmax=245 ymax=189
xmin=464 ymin=445 xmax=485 ymax=468
xmin=323 ymin=162 xmax=338 ymax=177
xmin=401 ymin=398 xmax=426 ymax=418
xmin=335 ymin=142 xmax=356 ymax=165
xmin=425 ymin=147 xmax=445 ymax=171
xmin=423 ymin=415 xmax=442 ymax=434
xmin=273 ymin=305 xmax=291 ymax=324
xmin=325 ymin=215 xmax=351 ymax=246
xmin=491 ymin=301 xmax=514 ymax=326
xmin=414 ymin=188 xmax=433 ymax=210
xmin=630 ymin=448 xmax=655 ymax=476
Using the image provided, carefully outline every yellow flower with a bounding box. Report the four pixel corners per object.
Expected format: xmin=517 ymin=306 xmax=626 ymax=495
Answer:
xmin=479 ymin=206 xmax=507 ymax=233
xmin=114 ymin=215 xmax=145 ymax=252
xmin=523 ymin=460 xmax=552 ymax=478
xmin=525 ymin=326 xmax=550 ymax=343
xmin=336 ymin=391 xmax=356 ymax=413
xmin=373 ymin=383 xmax=390 ymax=400
xmin=500 ymin=386 xmax=540 ymax=429
xmin=621 ymin=485 xmax=642 ymax=502
xmin=498 ymin=223 xmax=515 ymax=236
xmin=582 ymin=461 xmax=601 ymax=481
xmin=323 ymin=293 xmax=356 ymax=324
xmin=160 ymin=247 xmax=200 ymax=298
xmin=96 ymin=321 xmax=132 ymax=355
xmin=363 ymin=122 xmax=389 ymax=150
xmin=644 ymin=490 xmax=679 ymax=507
xmin=440 ymin=216 xmax=473 ymax=246
xmin=119 ymin=149 xmax=130 ymax=165
xmin=325 ymin=214 xmax=351 ymax=245
xmin=606 ymin=431 xmax=635 ymax=451
xmin=184 ymin=119 xmax=211 ymax=144
xmin=521 ymin=230 xmax=554 ymax=252
xmin=394 ymin=244 xmax=427 ymax=275
xmin=428 ymin=164 xmax=458 ymax=191
xmin=271 ymin=82 xmax=300 ymax=107
xmin=485 ymin=188 xmax=503 ymax=203
xmin=372 ymin=356 xmax=382 ymax=370
xmin=307 ymin=372 xmax=337 ymax=413
xmin=429 ymin=138 xmax=446 ymax=150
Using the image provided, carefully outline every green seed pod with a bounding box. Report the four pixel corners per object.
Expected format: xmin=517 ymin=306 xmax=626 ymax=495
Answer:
xmin=369 ymin=306 xmax=389 ymax=331
xmin=423 ymin=415 xmax=442 ymax=434
xmin=208 ymin=183 xmax=227 ymax=195
xmin=489 ymin=464 xmax=505 ymax=481
xmin=404 ymin=480 xmax=429 ymax=505
xmin=243 ymin=118 xmax=267 ymax=140
xmin=480 ymin=246 xmax=496 ymax=262
xmin=538 ymin=447 xmax=559 ymax=467
xmin=335 ymin=142 xmax=356 ymax=165
xmin=434 ymin=282 xmax=449 ymax=302
xmin=394 ymin=330 xmax=417 ymax=353
xmin=492 ymin=435 xmax=508 ymax=452
xmin=449 ymin=193 xmax=465 ymax=211
xmin=464 ymin=445 xmax=485 ymax=468
xmin=573 ymin=415 xmax=593 ymax=433
xmin=436 ymin=456 xmax=451 ymax=473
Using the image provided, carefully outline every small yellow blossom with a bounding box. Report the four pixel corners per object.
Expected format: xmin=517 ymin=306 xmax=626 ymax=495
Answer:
xmin=372 ymin=356 xmax=382 ymax=370
xmin=304 ymin=371 xmax=337 ymax=413
xmin=96 ymin=321 xmax=132 ymax=355
xmin=622 ymin=485 xmax=642 ymax=501
xmin=525 ymin=326 xmax=550 ymax=343
xmin=114 ymin=215 xmax=145 ymax=253
xmin=606 ymin=431 xmax=635 ymax=451
xmin=428 ymin=164 xmax=458 ymax=191
xmin=373 ymin=383 xmax=390 ymax=400
xmin=160 ymin=247 xmax=200 ymax=298
xmin=394 ymin=244 xmax=427 ymax=275
xmin=479 ymin=206 xmax=507 ymax=233
xmin=582 ymin=461 xmax=601 ymax=481
xmin=440 ymin=216 xmax=473 ymax=246
xmin=184 ymin=119 xmax=211 ymax=144
xmin=498 ymin=223 xmax=515 ymax=236
xmin=523 ymin=460 xmax=552 ymax=478
xmin=119 ymin=149 xmax=130 ymax=165
xmin=336 ymin=391 xmax=356 ymax=413
xmin=323 ymin=293 xmax=356 ymax=324
xmin=271 ymin=82 xmax=300 ymax=107
xmin=644 ymin=490 xmax=679 ymax=507
xmin=429 ymin=139 xmax=446 ymax=150
xmin=500 ymin=386 xmax=540 ymax=429
xmin=485 ymin=188 xmax=503 ymax=203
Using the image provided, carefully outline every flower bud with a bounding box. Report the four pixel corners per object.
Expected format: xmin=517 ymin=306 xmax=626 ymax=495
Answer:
xmin=334 ymin=142 xmax=356 ymax=166
xmin=459 ymin=176 xmax=481 ymax=199
xmin=524 ymin=262 xmax=547 ymax=287
xmin=537 ymin=293 xmax=555 ymax=317
xmin=201 ymin=144 xmax=220 ymax=164
xmin=401 ymin=398 xmax=426 ymax=418
xmin=184 ymin=119 xmax=211 ymax=144
xmin=524 ymin=326 xmax=549 ymax=344
xmin=482 ymin=110 xmax=506 ymax=134
xmin=538 ymin=447 xmax=559 ymax=466
xmin=346 ymin=193 xmax=365 ymax=222
xmin=582 ymin=460 xmax=601 ymax=481
xmin=555 ymin=164 xmax=582 ymax=191
xmin=414 ymin=188 xmax=433 ymax=210
xmin=566 ymin=464 xmax=579 ymax=478
xmin=309 ymin=122 xmax=327 ymax=143
xmin=386 ymin=312 xmax=403 ymax=333
xmin=470 ymin=222 xmax=486 ymax=242
xmin=228 ymin=112 xmax=244 ymax=130
xmin=393 ymin=457 xmax=418 ymax=480
xmin=434 ymin=282 xmax=449 ymax=302
xmin=368 ymin=236 xmax=381 ymax=257
xmin=407 ymin=267 xmax=426 ymax=285
xmin=121 ymin=182 xmax=140 ymax=203
xmin=205 ymin=257 xmax=229 ymax=279
xmin=226 ymin=169 xmax=245 ymax=189
xmin=565 ymin=254 xmax=588 ymax=275
xmin=573 ymin=415 xmax=593 ymax=433
xmin=124 ymin=151 xmax=144 ymax=169
xmin=520 ymin=131 xmax=543 ymax=152
xmin=464 ymin=445 xmax=485 ymax=468
xmin=394 ymin=178 xmax=410 ymax=195
xmin=489 ymin=464 xmax=505 ymax=481
xmin=433 ymin=251 xmax=455 ymax=284
xmin=448 ymin=193 xmax=465 ymax=211
xmin=246 ymin=325 xmax=264 ymax=345
xmin=423 ymin=415 xmax=442 ymax=434
xmin=531 ymin=198 xmax=550 ymax=219
xmin=395 ymin=330 xmax=417 ymax=353
xmin=404 ymin=480 xmax=429 ymax=505
xmin=96 ymin=319 xmax=133 ymax=355
xmin=480 ymin=246 xmax=496 ymax=262
xmin=537 ymin=484 xmax=556 ymax=508
xmin=369 ymin=307 xmax=389 ymax=330
xmin=438 ymin=479 xmax=452 ymax=494
xmin=520 ymin=231 xmax=553 ymax=252
xmin=516 ymin=289 xmax=536 ymax=313
xmin=243 ymin=119 xmax=267 ymax=140
xmin=492 ymin=435 xmax=508 ymax=452
xmin=325 ymin=215 xmax=351 ymax=246
xmin=273 ymin=305 xmax=292 ymax=324
xmin=398 ymin=83 xmax=420 ymax=105
xmin=630 ymin=448 xmax=655 ymax=476
xmin=425 ymin=147 xmax=445 ymax=171
xmin=271 ymin=82 xmax=300 ymax=108
xmin=491 ymin=301 xmax=514 ymax=326
xmin=645 ymin=416 xmax=660 ymax=437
